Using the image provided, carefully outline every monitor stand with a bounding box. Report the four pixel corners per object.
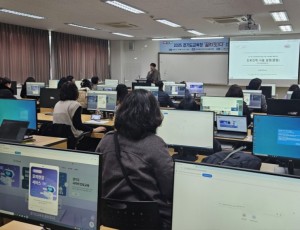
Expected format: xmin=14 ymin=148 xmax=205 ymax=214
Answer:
xmin=172 ymin=146 xmax=198 ymax=162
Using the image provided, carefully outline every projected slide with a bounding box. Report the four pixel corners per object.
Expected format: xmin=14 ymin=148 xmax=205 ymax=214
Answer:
xmin=229 ymin=39 xmax=300 ymax=80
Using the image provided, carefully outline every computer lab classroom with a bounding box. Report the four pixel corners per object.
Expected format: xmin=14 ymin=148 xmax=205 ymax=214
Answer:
xmin=1 ymin=1 xmax=300 ymax=230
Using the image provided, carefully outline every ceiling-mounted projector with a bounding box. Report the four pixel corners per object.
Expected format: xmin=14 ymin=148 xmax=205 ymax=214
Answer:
xmin=238 ymin=14 xmax=261 ymax=32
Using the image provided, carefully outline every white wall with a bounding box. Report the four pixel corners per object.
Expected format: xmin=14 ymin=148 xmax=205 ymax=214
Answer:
xmin=110 ymin=39 xmax=289 ymax=97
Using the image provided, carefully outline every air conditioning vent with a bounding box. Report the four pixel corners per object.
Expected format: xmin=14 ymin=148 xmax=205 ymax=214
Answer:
xmin=100 ymin=22 xmax=138 ymax=28
xmin=206 ymin=16 xmax=247 ymax=24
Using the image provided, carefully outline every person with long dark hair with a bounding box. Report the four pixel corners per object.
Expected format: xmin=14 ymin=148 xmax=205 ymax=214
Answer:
xmin=96 ymin=89 xmax=173 ymax=229
xmin=0 ymin=77 xmax=15 ymax=99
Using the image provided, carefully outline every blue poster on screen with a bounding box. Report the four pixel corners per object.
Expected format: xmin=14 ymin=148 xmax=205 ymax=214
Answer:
xmin=159 ymin=38 xmax=229 ymax=53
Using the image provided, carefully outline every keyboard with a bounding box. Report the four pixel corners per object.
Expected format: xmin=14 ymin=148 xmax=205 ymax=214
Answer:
xmin=215 ymin=133 xmax=247 ymax=139
xmin=45 ymin=112 xmax=53 ymax=116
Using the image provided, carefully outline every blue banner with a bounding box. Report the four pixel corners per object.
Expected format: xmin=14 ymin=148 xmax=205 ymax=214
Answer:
xmin=159 ymin=38 xmax=229 ymax=53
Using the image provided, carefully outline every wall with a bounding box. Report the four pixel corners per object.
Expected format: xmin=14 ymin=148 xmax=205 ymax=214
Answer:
xmin=110 ymin=39 xmax=289 ymax=98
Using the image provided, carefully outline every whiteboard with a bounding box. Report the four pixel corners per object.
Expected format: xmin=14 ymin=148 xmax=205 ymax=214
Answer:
xmin=159 ymin=53 xmax=228 ymax=85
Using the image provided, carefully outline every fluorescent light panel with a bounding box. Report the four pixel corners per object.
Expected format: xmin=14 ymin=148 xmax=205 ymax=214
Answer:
xmin=155 ymin=19 xmax=181 ymax=28
xmin=67 ymin=23 xmax=97 ymax=30
xmin=279 ymin=25 xmax=293 ymax=32
xmin=112 ymin=32 xmax=134 ymax=37
xmin=152 ymin=38 xmax=182 ymax=41
xmin=270 ymin=11 xmax=289 ymax=21
xmin=262 ymin=0 xmax=282 ymax=5
xmin=0 ymin=8 xmax=44 ymax=19
xmin=187 ymin=30 xmax=205 ymax=36
xmin=191 ymin=36 xmax=224 ymax=40
xmin=104 ymin=1 xmax=145 ymax=14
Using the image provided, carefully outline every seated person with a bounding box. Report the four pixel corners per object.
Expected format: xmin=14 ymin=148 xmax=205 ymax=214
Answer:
xmin=96 ymin=89 xmax=173 ymax=229
xmin=53 ymin=82 xmax=106 ymax=139
xmin=291 ymin=89 xmax=300 ymax=100
xmin=177 ymin=94 xmax=198 ymax=111
xmin=57 ymin=77 xmax=68 ymax=89
xmin=155 ymin=81 xmax=174 ymax=108
xmin=91 ymin=76 xmax=99 ymax=90
xmin=20 ymin=77 xmax=35 ymax=98
xmin=116 ymin=84 xmax=128 ymax=105
xmin=226 ymin=84 xmax=251 ymax=126
xmin=285 ymin=84 xmax=299 ymax=99
xmin=246 ymin=78 xmax=267 ymax=112
xmin=0 ymin=77 xmax=15 ymax=99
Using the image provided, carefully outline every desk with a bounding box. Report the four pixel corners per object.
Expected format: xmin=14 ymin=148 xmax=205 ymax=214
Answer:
xmin=0 ymin=221 xmax=116 ymax=230
xmin=37 ymin=113 xmax=114 ymax=128
xmin=23 ymin=135 xmax=67 ymax=149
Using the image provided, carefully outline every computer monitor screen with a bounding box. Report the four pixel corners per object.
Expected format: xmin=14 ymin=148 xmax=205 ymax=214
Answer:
xmin=96 ymin=85 xmax=117 ymax=91
xmin=104 ymin=79 xmax=119 ymax=86
xmin=0 ymin=143 xmax=101 ymax=230
xmin=164 ymin=84 xmax=186 ymax=97
xmin=216 ymin=115 xmax=247 ymax=132
xmin=134 ymin=86 xmax=158 ymax=99
xmin=186 ymin=82 xmax=204 ymax=94
xmin=267 ymin=99 xmax=300 ymax=116
xmin=39 ymin=88 xmax=60 ymax=108
xmin=172 ymin=161 xmax=300 ymax=230
xmin=0 ymin=99 xmax=37 ymax=130
xmin=74 ymin=80 xmax=82 ymax=89
xmin=243 ymin=90 xmax=262 ymax=109
xmin=87 ymin=91 xmax=117 ymax=111
xmin=11 ymin=81 xmax=17 ymax=95
xmin=48 ymin=80 xmax=59 ymax=89
xmin=157 ymin=110 xmax=214 ymax=150
xmin=261 ymin=83 xmax=276 ymax=96
xmin=286 ymin=91 xmax=293 ymax=99
xmin=200 ymin=96 xmax=243 ymax=116
xmin=26 ymin=82 xmax=45 ymax=97
xmin=260 ymin=86 xmax=272 ymax=99
xmin=132 ymin=82 xmax=151 ymax=90
xmin=253 ymin=114 xmax=300 ymax=159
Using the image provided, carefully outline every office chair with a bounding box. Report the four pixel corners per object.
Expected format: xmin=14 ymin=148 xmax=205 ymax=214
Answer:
xmin=38 ymin=122 xmax=91 ymax=149
xmin=101 ymin=198 xmax=161 ymax=230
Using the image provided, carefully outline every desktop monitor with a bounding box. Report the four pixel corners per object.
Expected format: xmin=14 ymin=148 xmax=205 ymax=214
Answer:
xmin=0 ymin=99 xmax=37 ymax=131
xmin=74 ymin=80 xmax=82 ymax=89
xmin=186 ymin=82 xmax=204 ymax=94
xmin=11 ymin=81 xmax=17 ymax=95
xmin=132 ymin=82 xmax=151 ymax=90
xmin=39 ymin=88 xmax=60 ymax=108
xmin=267 ymin=99 xmax=300 ymax=116
xmin=134 ymin=86 xmax=159 ymax=99
xmin=96 ymin=85 xmax=117 ymax=91
xmin=157 ymin=110 xmax=214 ymax=153
xmin=172 ymin=161 xmax=300 ymax=230
xmin=200 ymin=96 xmax=243 ymax=116
xmin=87 ymin=90 xmax=117 ymax=111
xmin=0 ymin=142 xmax=102 ymax=230
xmin=164 ymin=83 xmax=186 ymax=97
xmin=48 ymin=80 xmax=59 ymax=89
xmin=104 ymin=79 xmax=119 ymax=86
xmin=261 ymin=83 xmax=276 ymax=97
xmin=26 ymin=82 xmax=45 ymax=97
xmin=243 ymin=90 xmax=262 ymax=109
xmin=260 ymin=86 xmax=272 ymax=99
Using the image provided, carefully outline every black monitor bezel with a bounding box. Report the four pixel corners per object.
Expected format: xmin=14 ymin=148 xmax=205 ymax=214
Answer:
xmin=267 ymin=99 xmax=300 ymax=116
xmin=0 ymin=142 xmax=102 ymax=230
xmin=39 ymin=88 xmax=61 ymax=108
xmin=26 ymin=82 xmax=46 ymax=97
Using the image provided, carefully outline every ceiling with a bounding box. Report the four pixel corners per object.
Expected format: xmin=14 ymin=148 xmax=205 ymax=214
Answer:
xmin=0 ymin=0 xmax=299 ymax=40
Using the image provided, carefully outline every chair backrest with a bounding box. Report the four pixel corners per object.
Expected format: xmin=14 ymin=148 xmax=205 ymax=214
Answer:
xmin=101 ymin=198 xmax=160 ymax=230
xmin=39 ymin=122 xmax=76 ymax=149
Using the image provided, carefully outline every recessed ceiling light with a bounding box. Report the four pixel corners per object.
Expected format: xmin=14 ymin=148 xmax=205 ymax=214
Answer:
xmin=155 ymin=19 xmax=181 ymax=28
xmin=66 ymin=23 xmax=98 ymax=31
xmin=102 ymin=0 xmax=145 ymax=14
xmin=270 ymin=11 xmax=289 ymax=22
xmin=112 ymin=32 xmax=134 ymax=38
xmin=152 ymin=38 xmax=182 ymax=41
xmin=0 ymin=8 xmax=44 ymax=19
xmin=190 ymin=36 xmax=224 ymax=40
xmin=262 ymin=0 xmax=282 ymax=5
xmin=279 ymin=25 xmax=293 ymax=32
xmin=187 ymin=30 xmax=205 ymax=36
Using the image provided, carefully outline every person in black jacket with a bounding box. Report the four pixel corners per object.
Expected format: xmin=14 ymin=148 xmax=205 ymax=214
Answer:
xmin=20 ymin=77 xmax=35 ymax=98
xmin=226 ymin=84 xmax=251 ymax=126
xmin=0 ymin=77 xmax=15 ymax=99
xmin=155 ymin=81 xmax=174 ymax=108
